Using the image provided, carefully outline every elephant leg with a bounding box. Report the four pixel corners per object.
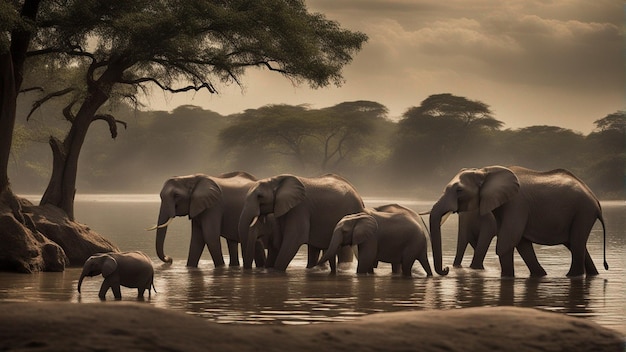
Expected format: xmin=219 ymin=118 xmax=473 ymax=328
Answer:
xmin=98 ymin=282 xmax=110 ymax=300
xmin=254 ymin=239 xmax=267 ymax=268
xmin=401 ymin=260 xmax=414 ymax=277
xmin=227 ymin=239 xmax=240 ymax=267
xmin=469 ymin=236 xmax=489 ymax=270
xmin=337 ymin=245 xmax=354 ymax=264
xmin=273 ymin=215 xmax=309 ymax=271
xmin=584 ymin=248 xmax=599 ymax=276
xmin=202 ymin=218 xmax=227 ymax=268
xmin=516 ymin=238 xmax=546 ymax=277
xmin=101 ymin=277 xmax=121 ymax=300
xmin=566 ymin=243 xmax=586 ymax=277
xmin=391 ymin=263 xmax=402 ymax=274
xmin=187 ymin=220 xmax=207 ymax=267
xmin=471 ymin=213 xmax=497 ymax=270
xmin=356 ymin=243 xmax=376 ymax=274
xmin=566 ymin=218 xmax=595 ymax=277
xmin=453 ymin=235 xmax=468 ymax=268
xmin=498 ymin=249 xmax=515 ymax=278
xmin=265 ymin=234 xmax=279 ymax=268
xmin=307 ymin=246 xmax=321 ymax=269
xmin=356 ymin=261 xmax=374 ymax=274
xmin=320 ymin=248 xmax=337 ymax=273
xmin=111 ymin=284 xmax=122 ymax=300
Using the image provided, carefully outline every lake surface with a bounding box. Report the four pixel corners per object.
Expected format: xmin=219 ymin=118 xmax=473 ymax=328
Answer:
xmin=1 ymin=195 xmax=624 ymax=335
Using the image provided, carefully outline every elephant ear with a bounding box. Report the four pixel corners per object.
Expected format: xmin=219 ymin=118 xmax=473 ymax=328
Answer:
xmin=189 ymin=177 xmax=222 ymax=218
xmin=479 ymin=166 xmax=520 ymax=215
xmin=274 ymin=176 xmax=306 ymax=218
xmin=352 ymin=213 xmax=378 ymax=245
xmin=101 ymin=255 xmax=118 ymax=278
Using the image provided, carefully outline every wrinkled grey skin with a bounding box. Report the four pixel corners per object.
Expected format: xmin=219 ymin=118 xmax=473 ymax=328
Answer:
xmin=152 ymin=172 xmax=267 ymax=268
xmin=239 ymin=174 xmax=364 ymax=271
xmin=453 ymin=210 xmax=497 ymax=269
xmin=318 ymin=204 xmax=433 ymax=277
xmin=78 ymin=251 xmax=154 ymax=300
xmin=430 ymin=165 xmax=607 ymax=277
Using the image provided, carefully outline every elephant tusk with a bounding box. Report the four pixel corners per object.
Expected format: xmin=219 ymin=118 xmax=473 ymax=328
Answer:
xmin=440 ymin=212 xmax=452 ymax=226
xmin=146 ymin=217 xmax=174 ymax=231
xmin=249 ymin=216 xmax=259 ymax=228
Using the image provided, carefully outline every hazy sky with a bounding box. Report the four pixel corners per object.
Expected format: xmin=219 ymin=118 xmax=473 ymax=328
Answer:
xmin=142 ymin=0 xmax=623 ymax=134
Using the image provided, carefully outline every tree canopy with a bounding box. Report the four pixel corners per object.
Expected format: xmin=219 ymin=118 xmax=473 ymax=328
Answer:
xmin=2 ymin=0 xmax=367 ymax=218
xmin=219 ymin=101 xmax=390 ymax=174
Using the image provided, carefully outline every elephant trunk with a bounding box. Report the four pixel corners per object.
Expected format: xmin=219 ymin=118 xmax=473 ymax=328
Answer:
xmin=318 ymin=227 xmax=343 ymax=266
xmin=155 ymin=206 xmax=173 ymax=264
xmin=77 ymin=272 xmax=85 ymax=293
xmin=77 ymin=265 xmax=90 ymax=293
xmin=429 ymin=199 xmax=450 ymax=276
xmin=239 ymin=204 xmax=260 ymax=269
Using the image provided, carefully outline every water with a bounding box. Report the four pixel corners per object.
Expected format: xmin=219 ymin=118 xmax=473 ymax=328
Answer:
xmin=1 ymin=195 xmax=624 ymax=335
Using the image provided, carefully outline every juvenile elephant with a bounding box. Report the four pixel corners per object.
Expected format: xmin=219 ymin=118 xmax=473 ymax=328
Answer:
xmin=429 ymin=165 xmax=608 ymax=277
xmin=318 ymin=204 xmax=433 ymax=276
xmin=239 ymin=174 xmax=364 ymax=271
xmin=78 ymin=251 xmax=155 ymax=300
xmin=147 ymin=172 xmax=268 ymax=268
xmin=453 ymin=210 xmax=497 ymax=269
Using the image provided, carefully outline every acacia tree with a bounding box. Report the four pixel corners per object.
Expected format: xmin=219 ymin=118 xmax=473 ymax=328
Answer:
xmin=15 ymin=0 xmax=366 ymax=219
xmin=219 ymin=101 xmax=386 ymax=174
xmin=391 ymin=93 xmax=503 ymax=184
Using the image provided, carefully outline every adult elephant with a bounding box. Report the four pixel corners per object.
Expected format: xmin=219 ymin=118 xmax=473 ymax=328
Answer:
xmin=147 ymin=172 xmax=267 ymax=268
xmin=239 ymin=174 xmax=364 ymax=271
xmin=453 ymin=210 xmax=497 ymax=269
xmin=429 ymin=165 xmax=608 ymax=277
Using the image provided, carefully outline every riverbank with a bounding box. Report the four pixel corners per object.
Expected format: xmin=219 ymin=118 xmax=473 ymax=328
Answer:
xmin=0 ymin=302 xmax=622 ymax=351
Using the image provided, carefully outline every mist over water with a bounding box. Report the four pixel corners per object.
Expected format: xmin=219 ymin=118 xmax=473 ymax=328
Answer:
xmin=1 ymin=196 xmax=624 ymax=335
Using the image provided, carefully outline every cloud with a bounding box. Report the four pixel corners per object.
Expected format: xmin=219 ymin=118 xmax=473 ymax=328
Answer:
xmin=143 ymin=0 xmax=622 ymax=133
xmin=338 ymin=0 xmax=622 ymax=93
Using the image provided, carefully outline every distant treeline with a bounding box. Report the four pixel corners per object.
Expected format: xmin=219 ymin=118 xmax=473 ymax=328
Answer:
xmin=9 ymin=95 xmax=625 ymax=199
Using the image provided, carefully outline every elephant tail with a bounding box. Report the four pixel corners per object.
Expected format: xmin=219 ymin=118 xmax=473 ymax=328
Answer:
xmin=599 ymin=214 xmax=608 ymax=271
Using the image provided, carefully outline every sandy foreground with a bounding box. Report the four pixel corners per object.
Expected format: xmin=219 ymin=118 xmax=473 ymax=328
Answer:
xmin=0 ymin=302 xmax=622 ymax=352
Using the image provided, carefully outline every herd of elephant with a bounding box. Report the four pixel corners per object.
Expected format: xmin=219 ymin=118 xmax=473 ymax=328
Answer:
xmin=79 ymin=166 xmax=608 ymax=299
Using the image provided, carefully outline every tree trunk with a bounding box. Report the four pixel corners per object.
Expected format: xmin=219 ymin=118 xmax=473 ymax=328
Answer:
xmin=40 ymin=95 xmax=108 ymax=219
xmin=1 ymin=0 xmax=41 ymax=192
xmin=39 ymin=64 xmax=121 ymax=219
xmin=0 ymin=52 xmax=17 ymax=193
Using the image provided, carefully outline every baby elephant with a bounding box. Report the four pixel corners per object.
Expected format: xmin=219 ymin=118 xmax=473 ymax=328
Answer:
xmin=78 ymin=251 xmax=155 ymax=300
xmin=318 ymin=204 xmax=433 ymax=276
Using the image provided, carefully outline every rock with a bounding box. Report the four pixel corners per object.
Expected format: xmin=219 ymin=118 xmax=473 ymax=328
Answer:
xmin=0 ymin=210 xmax=66 ymax=273
xmin=0 ymin=191 xmax=118 ymax=273
xmin=23 ymin=203 xmax=119 ymax=266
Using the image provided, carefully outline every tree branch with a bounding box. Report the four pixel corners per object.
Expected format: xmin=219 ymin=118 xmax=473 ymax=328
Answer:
xmin=19 ymin=86 xmax=44 ymax=94
xmin=119 ymin=77 xmax=217 ymax=94
xmin=26 ymin=88 xmax=75 ymax=121
xmin=62 ymin=100 xmax=78 ymax=123
xmin=92 ymin=114 xmax=127 ymax=139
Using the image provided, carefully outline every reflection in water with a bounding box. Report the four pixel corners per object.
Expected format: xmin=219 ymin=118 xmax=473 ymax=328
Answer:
xmin=0 ymin=198 xmax=624 ymax=335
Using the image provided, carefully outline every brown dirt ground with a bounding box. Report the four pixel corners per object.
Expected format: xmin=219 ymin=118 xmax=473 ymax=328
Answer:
xmin=0 ymin=302 xmax=623 ymax=352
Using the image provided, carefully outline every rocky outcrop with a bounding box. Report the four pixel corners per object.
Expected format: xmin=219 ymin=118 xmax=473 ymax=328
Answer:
xmin=0 ymin=190 xmax=118 ymax=273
